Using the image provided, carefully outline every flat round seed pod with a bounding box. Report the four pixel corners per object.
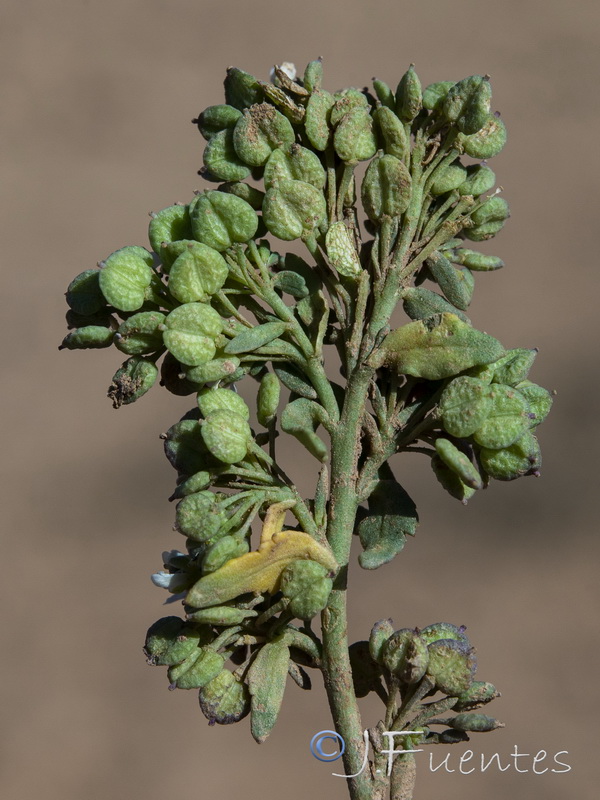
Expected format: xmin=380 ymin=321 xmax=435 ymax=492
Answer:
xmin=233 ymin=103 xmax=295 ymax=167
xmin=66 ymin=269 xmax=105 ymax=316
xmin=196 ymin=104 xmax=242 ymax=141
xmin=440 ymin=376 xmax=493 ymax=438
xmin=369 ymin=619 xmax=395 ymax=664
xmin=59 ymin=325 xmax=114 ymax=350
xmin=144 ymin=617 xmax=208 ymax=667
xmin=257 ymin=372 xmax=281 ymax=426
xmin=201 ymin=409 xmax=252 ymax=464
xmin=427 ymin=638 xmax=476 ymax=696
xmin=515 ymin=380 xmax=553 ymax=428
xmin=263 ymin=144 xmax=326 ymax=190
xmin=224 ymin=67 xmax=263 ymax=111
xmin=453 ymin=681 xmax=500 ymax=712
xmin=472 ymin=384 xmax=531 ymax=449
xmin=163 ymin=418 xmax=211 ymax=474
xmin=163 ymin=303 xmax=223 ymax=367
xmin=395 ymin=65 xmax=423 ymax=123
xmin=430 ymin=162 xmax=468 ymax=196
xmin=262 ymin=179 xmax=326 ymax=241
xmin=304 ymin=89 xmax=335 ymax=151
xmin=191 ymin=191 xmax=258 ymax=251
xmin=114 ymin=311 xmax=166 ymax=355
xmin=471 ymin=196 xmax=510 ymax=226
xmin=479 ymin=430 xmax=541 ymax=480
xmin=373 ymin=106 xmax=409 ymax=161
xmin=108 ymin=356 xmax=158 ymax=408
xmin=99 ymin=246 xmax=154 ymax=312
xmin=435 ymin=438 xmax=483 ymax=490
xmin=490 ymin=348 xmax=537 ymax=386
xmin=280 ymin=559 xmax=333 ymax=620
xmin=334 ymin=108 xmax=377 ymax=163
xmin=203 ymin=128 xmax=251 ymax=182
xmin=325 ymin=221 xmax=361 ymax=277
xmin=176 ymin=491 xmax=227 ymax=541
xmin=382 ymin=628 xmax=429 ymax=684
xmin=458 ymin=164 xmax=496 ymax=197
xmin=419 ymin=623 xmax=470 ymax=647
xmin=184 ymin=356 xmax=241 ymax=385
xmin=361 ymin=154 xmax=412 ymax=221
xmin=422 ymin=81 xmax=455 ymax=111
xmin=168 ymin=243 xmax=228 ymax=303
xmin=402 ymin=287 xmax=470 ymax=324
xmin=197 ymin=387 xmax=250 ymax=420
xmin=149 ymin=205 xmax=193 ymax=255
xmin=464 ymin=219 xmax=506 ymax=242
xmin=451 ymin=249 xmax=504 ymax=271
xmin=169 ymin=648 xmax=225 ymax=690
xmin=460 ymin=115 xmax=507 ymax=159
xmin=202 ymin=535 xmax=250 ymax=574
xmin=217 ymin=181 xmax=265 ymax=210
xmin=198 ymin=669 xmax=250 ymax=725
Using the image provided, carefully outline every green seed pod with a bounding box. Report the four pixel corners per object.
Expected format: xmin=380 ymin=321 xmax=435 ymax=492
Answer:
xmin=263 ymin=144 xmax=326 ymax=191
xmin=280 ymin=559 xmax=333 ymax=620
xmin=426 ymin=251 xmax=473 ymax=311
xmin=382 ymin=629 xmax=429 ymax=684
xmin=304 ymin=89 xmax=335 ymax=151
xmin=458 ymin=164 xmax=496 ymax=197
xmin=170 ymin=471 xmax=212 ymax=500
xmin=450 ymin=249 xmax=504 ymax=271
xmin=446 ymin=713 xmax=503 ymax=732
xmin=184 ymin=355 xmax=241 ymax=385
xmin=440 ymin=376 xmax=494 ymax=438
xmin=196 ymin=104 xmax=243 ymax=141
xmin=98 ymin=246 xmax=154 ymax=312
xmin=472 ymin=384 xmax=531 ymax=449
xmin=160 ymin=352 xmax=200 ymax=396
xmin=479 ymin=430 xmax=541 ymax=480
xmin=168 ymin=244 xmax=228 ymax=305
xmin=471 ymin=196 xmax=510 ymax=226
xmin=369 ymin=619 xmax=395 ymax=665
xmin=108 ymin=356 xmax=158 ymax=408
xmin=163 ymin=418 xmax=210 ymax=474
xmin=198 ymin=387 xmax=250 ymax=420
xmin=232 ymin=103 xmax=295 ymax=167
xmin=303 ymin=58 xmax=323 ymax=93
xmin=426 ymin=638 xmax=477 ymax=696
xmin=163 ymin=303 xmax=223 ymax=367
xmin=186 ymin=606 xmax=258 ymax=625
xmin=114 ymin=310 xmax=166 ymax=355
xmin=435 ymin=438 xmax=483 ymax=490
xmin=169 ymin=647 xmax=226 ymax=690
xmin=490 ymin=348 xmax=537 ymax=386
xmin=257 ymin=372 xmax=281 ymax=426
xmin=224 ymin=67 xmax=263 ymax=111
xmin=176 ymin=491 xmax=227 ymax=541
xmin=203 ymin=535 xmax=250 ymax=573
xmin=515 ymin=380 xmax=553 ymax=428
xmin=361 ymin=154 xmax=412 ymax=221
xmin=191 ymin=190 xmax=258 ymax=251
xmin=330 ymin=88 xmax=369 ymax=124
xmin=464 ymin=219 xmax=505 ymax=242
xmin=422 ymin=81 xmax=455 ymax=111
xmin=217 ymin=181 xmax=265 ymax=210
xmin=453 ymin=681 xmax=500 ymax=712
xmin=430 ymin=162 xmax=468 ymax=196
xmin=373 ymin=106 xmax=409 ymax=161
xmin=248 ymin=638 xmax=290 ymax=742
xmin=334 ymin=108 xmax=377 ymax=163
xmin=59 ymin=325 xmax=114 ymax=350
xmin=203 ymin=128 xmax=251 ymax=182
xmin=224 ymin=321 xmax=289 ymax=354
xmin=402 ymin=287 xmax=470 ymax=324
xmin=431 ymin=454 xmax=476 ymax=504
xmin=395 ymin=65 xmax=422 ymax=122
xmin=348 ymin=640 xmax=382 ymax=698
xmin=262 ymin=179 xmax=327 ymax=241
xmin=149 ymin=205 xmax=193 ymax=255
xmin=144 ymin=617 xmax=208 ymax=666
xmin=373 ymin=78 xmax=395 ymax=110
xmin=443 ymin=76 xmax=491 ymax=135
xmin=66 ymin=269 xmax=106 ymax=316
xmin=459 ymin=114 xmax=507 ymax=159
xmin=65 ymin=308 xmax=116 ymax=332
xmin=198 ymin=668 xmax=250 ymax=725
xmin=325 ymin=221 xmax=362 ymax=277
xmin=419 ymin=623 xmax=470 ymax=647
xmin=201 ymin=409 xmax=252 ymax=464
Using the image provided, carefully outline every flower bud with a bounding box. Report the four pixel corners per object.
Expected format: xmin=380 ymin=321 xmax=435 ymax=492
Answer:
xmin=402 ymin=287 xmax=470 ymax=324
xmin=144 ymin=617 xmax=208 ymax=666
xmin=435 ymin=438 xmax=483 ymax=490
xmin=163 ymin=303 xmax=224 ymax=367
xmin=303 ymin=59 xmax=323 ymax=93
xmin=257 ymin=372 xmax=281 ymax=426
xmin=108 ymin=356 xmax=158 ymax=408
xmin=459 ymin=114 xmax=507 ymax=159
xmin=422 ymin=81 xmax=455 ymax=111
xmin=202 ymin=535 xmax=250 ymax=573
xmin=453 ymin=681 xmax=500 ymax=712
xmin=224 ymin=67 xmax=263 ymax=111
xmin=169 ymin=647 xmax=225 ymax=690
xmin=190 ymin=190 xmax=258 ymax=251
xmin=361 ymin=155 xmax=412 ymax=221
xmin=426 ymin=251 xmax=473 ymax=311
xmin=98 ymin=246 xmax=154 ymax=312
xmin=373 ymin=106 xmax=409 ymax=161
xmin=196 ymin=104 xmax=242 ymax=141
xmin=472 ymin=384 xmax=531 ymax=449
xmin=369 ymin=619 xmax=395 ymax=664
xmin=382 ymin=628 xmax=429 ymax=684
xmin=479 ymin=430 xmax=541 ymax=480
xmin=263 ymin=144 xmax=326 ymax=191
xmin=168 ymin=243 xmax=228 ymax=304
xmin=280 ymin=559 xmax=333 ymax=620
xmin=199 ymin=668 xmax=251 ymax=725
xmin=66 ymin=269 xmax=105 ymax=316
xmin=203 ymin=128 xmax=251 ymax=182
xmin=262 ymin=179 xmax=327 ymax=241
xmin=114 ymin=311 xmax=166 ymax=355
xmin=426 ymin=638 xmax=477 ymax=695
xmin=439 ymin=375 xmax=493 ymax=438
xmin=325 ymin=221 xmax=362 ymax=277
xmin=197 ymin=387 xmax=250 ymax=420
xmin=443 ymin=75 xmax=491 ymax=135
xmin=334 ymin=108 xmax=377 ymax=163
xmin=304 ymin=89 xmax=335 ymax=151
xmin=395 ymin=65 xmax=422 ymax=122
xmin=201 ymin=409 xmax=252 ymax=464
xmin=148 ymin=205 xmax=193 ymax=256
xmin=233 ymin=103 xmax=295 ymax=167
xmin=458 ymin=164 xmax=496 ymax=197
xmin=176 ymin=491 xmax=227 ymax=541
xmin=450 ymin=248 xmax=504 ymax=271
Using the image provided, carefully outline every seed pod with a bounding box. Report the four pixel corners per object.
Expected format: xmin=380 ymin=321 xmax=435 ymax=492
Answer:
xmin=430 ymin=162 xmax=468 ymax=196
xmin=402 ymin=287 xmax=470 ymax=324
xmin=382 ymin=629 xmax=429 ymax=684
xmin=260 ymin=82 xmax=305 ymax=125
xmin=186 ymin=606 xmax=258 ymax=625
xmin=422 ymin=81 xmax=455 ymax=111
xmin=369 ymin=619 xmax=395 ymax=664
xmin=349 ymin=640 xmax=382 ymax=698
xmin=459 ymin=114 xmax=507 ymax=159
xmin=479 ymin=430 xmax=541 ymax=480
xmin=163 ymin=303 xmax=223 ymax=367
xmin=515 ymin=380 xmax=553 ymax=428
xmin=419 ymin=623 xmax=470 ymax=647
xmin=334 ymin=108 xmax=377 ymax=163
xmin=431 ymin=455 xmax=476 ymax=504
xmin=325 ymin=221 xmax=362 ymax=277
xmin=262 ymin=179 xmax=327 ymax=241
xmin=224 ymin=67 xmax=263 ymax=111
xmin=330 ymin=88 xmax=369 ymax=126
xmin=169 ymin=647 xmax=225 ymax=690
xmin=160 ymin=353 xmax=200 ymax=396
xmin=304 ymin=89 xmax=335 ymax=151
xmin=446 ymin=713 xmax=503 ymax=732
xmin=163 ymin=417 xmax=209 ymax=474
xmin=489 ymin=348 xmax=537 ymax=386
xmin=395 ymin=65 xmax=422 ymax=122
xmin=148 ymin=205 xmax=193 ymax=256
xmin=190 ymin=191 xmax=258 ymax=251
xmin=224 ymin=321 xmax=289 ymax=354
xmin=426 ymin=638 xmax=477 ymax=696
xmin=471 ymin=196 xmax=510 ymax=226
xmin=196 ymin=104 xmax=243 ymax=141
xmin=59 ymin=325 xmax=115 ymax=350
xmin=362 ymin=154 xmax=412 ymax=221
xmin=144 ymin=617 xmax=208 ymax=667
xmin=203 ymin=128 xmax=251 ymax=182
xmin=303 ymin=59 xmax=323 ymax=93
xmin=66 ymin=269 xmax=105 ymax=316
xmin=450 ymin=249 xmax=504 ymax=271
xmin=373 ymin=78 xmax=395 ymax=109
xmin=201 ymin=409 xmax=252 ymax=464
xmin=435 ymin=439 xmax=483 ymax=490
xmin=176 ymin=491 xmax=227 ymax=541
xmin=170 ymin=471 xmax=212 ymax=500
xmin=263 ymin=144 xmax=326 ymax=191
xmin=257 ymin=372 xmax=281 ymax=426
xmin=440 ymin=376 xmax=494 ymax=438
xmin=472 ymin=385 xmax=531 ymax=449
xmin=98 ymin=246 xmax=154 ymax=312
xmin=184 ymin=355 xmax=241 ymax=385
xmin=232 ymin=103 xmax=295 ymax=167
xmin=426 ymin=251 xmax=473 ymax=311
xmin=373 ymin=106 xmax=409 ymax=161
xmin=458 ymin=164 xmax=496 ymax=197
xmin=217 ymin=181 xmax=265 ymax=210
xmin=453 ymin=681 xmax=500 ymax=712
xmin=199 ymin=668 xmax=250 ymax=725
xmin=197 ymin=387 xmax=250 ymax=420
xmin=168 ymin=244 xmax=228 ymax=305
xmin=248 ymin=638 xmax=290 ymax=742
xmin=443 ymin=76 xmax=491 ymax=135
xmin=280 ymin=559 xmax=333 ymax=620
xmin=108 ymin=356 xmax=158 ymax=408
xmin=464 ymin=219 xmax=505 ymax=242
xmin=114 ymin=311 xmax=166 ymax=355
xmin=203 ymin=535 xmax=250 ymax=573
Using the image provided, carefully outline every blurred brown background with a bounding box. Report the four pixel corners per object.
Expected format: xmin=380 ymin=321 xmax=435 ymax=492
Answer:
xmin=3 ymin=0 xmax=599 ymax=798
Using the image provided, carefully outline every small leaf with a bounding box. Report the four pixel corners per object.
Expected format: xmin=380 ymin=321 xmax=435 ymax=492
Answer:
xmin=224 ymin=321 xmax=289 ymax=354
xmin=357 ymin=479 xmax=418 ymax=569
xmin=248 ymin=639 xmax=290 ymax=743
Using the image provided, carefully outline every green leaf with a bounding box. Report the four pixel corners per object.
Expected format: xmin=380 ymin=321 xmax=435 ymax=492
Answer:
xmin=224 ymin=321 xmax=289 ymax=354
xmin=280 ymin=397 xmax=329 ymax=462
xmin=248 ymin=638 xmax=290 ymax=743
xmin=357 ymin=479 xmax=418 ymax=569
